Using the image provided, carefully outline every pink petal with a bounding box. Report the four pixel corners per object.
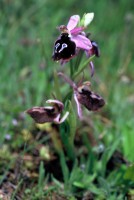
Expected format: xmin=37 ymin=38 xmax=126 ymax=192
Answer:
xmin=89 ymin=61 xmax=95 ymax=77
xmin=67 ymin=15 xmax=80 ymax=31
xmin=70 ymin=27 xmax=85 ymax=35
xmin=53 ymin=114 xmax=61 ymax=123
xmin=74 ymin=93 xmax=83 ymax=119
xmin=71 ymin=35 xmax=92 ymax=50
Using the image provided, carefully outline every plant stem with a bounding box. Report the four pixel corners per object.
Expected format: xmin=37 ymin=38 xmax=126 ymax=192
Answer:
xmin=73 ymin=55 xmax=95 ymax=79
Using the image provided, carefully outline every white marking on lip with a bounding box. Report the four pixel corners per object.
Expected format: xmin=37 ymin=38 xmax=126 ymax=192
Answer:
xmin=55 ymin=43 xmax=60 ymax=52
xmin=59 ymin=43 xmax=68 ymax=52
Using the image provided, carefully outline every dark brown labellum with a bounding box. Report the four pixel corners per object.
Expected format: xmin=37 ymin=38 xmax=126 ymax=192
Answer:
xmin=77 ymin=85 xmax=105 ymax=111
xmin=52 ymin=33 xmax=76 ymax=61
xmin=26 ymin=107 xmax=58 ymax=124
xmin=91 ymin=41 xmax=100 ymax=57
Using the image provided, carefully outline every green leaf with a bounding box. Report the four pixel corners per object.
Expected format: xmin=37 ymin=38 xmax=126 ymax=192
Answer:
xmin=73 ymin=181 xmax=85 ymax=189
xmin=98 ymin=177 xmax=110 ymax=196
xmin=69 ymin=167 xmax=83 ymax=185
xmin=101 ymin=138 xmax=121 ymax=176
xmin=51 ymin=175 xmax=63 ymax=189
xmin=59 ymin=151 xmax=69 ymax=186
xmin=38 ymin=161 xmax=45 ymax=191
xmin=124 ymin=164 xmax=134 ymax=181
xmin=122 ymin=121 xmax=134 ymax=162
xmin=59 ymin=100 xmax=76 ymax=160
xmin=73 ymin=55 xmax=95 ymax=79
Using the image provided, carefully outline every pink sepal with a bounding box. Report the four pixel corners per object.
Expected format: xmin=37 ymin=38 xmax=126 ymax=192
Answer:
xmin=67 ymin=15 xmax=80 ymax=31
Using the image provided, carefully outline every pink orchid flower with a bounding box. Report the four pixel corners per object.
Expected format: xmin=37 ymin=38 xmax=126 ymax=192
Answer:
xmin=52 ymin=13 xmax=99 ymax=76
xmin=26 ymin=100 xmax=69 ymax=124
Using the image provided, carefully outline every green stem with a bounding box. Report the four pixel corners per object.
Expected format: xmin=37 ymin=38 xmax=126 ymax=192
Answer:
xmin=75 ymin=50 xmax=84 ymax=71
xmin=69 ymin=59 xmax=74 ymax=78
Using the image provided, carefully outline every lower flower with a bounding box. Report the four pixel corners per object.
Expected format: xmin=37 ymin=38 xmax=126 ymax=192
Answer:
xmin=26 ymin=99 xmax=69 ymax=124
xmin=58 ymin=72 xmax=105 ymax=119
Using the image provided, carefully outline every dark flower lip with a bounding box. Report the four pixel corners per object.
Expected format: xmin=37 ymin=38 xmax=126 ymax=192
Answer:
xmin=26 ymin=100 xmax=69 ymax=124
xmin=52 ymin=33 xmax=76 ymax=61
xmin=76 ymin=83 xmax=105 ymax=112
xmin=91 ymin=41 xmax=100 ymax=57
xmin=26 ymin=106 xmax=57 ymax=124
xmin=76 ymin=89 xmax=105 ymax=111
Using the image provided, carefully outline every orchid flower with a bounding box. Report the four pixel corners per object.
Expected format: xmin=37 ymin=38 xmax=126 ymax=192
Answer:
xmin=58 ymin=72 xmax=105 ymax=119
xmin=52 ymin=13 xmax=99 ymax=76
xmin=26 ymin=99 xmax=69 ymax=124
